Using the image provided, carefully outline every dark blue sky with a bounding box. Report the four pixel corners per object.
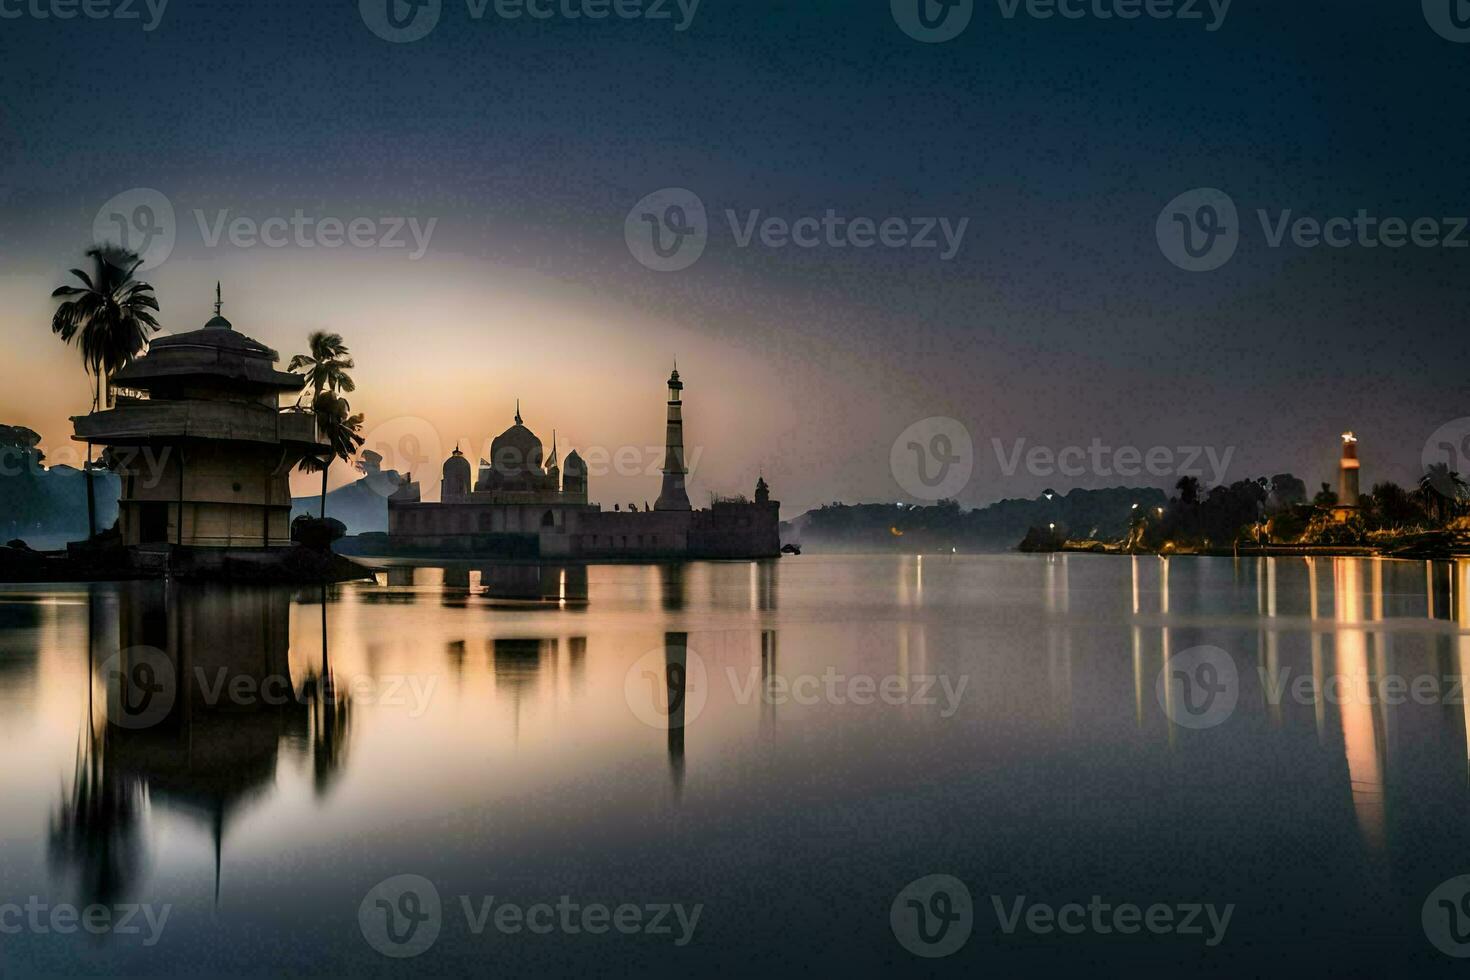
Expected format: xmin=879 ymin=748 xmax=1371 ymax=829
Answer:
xmin=3 ymin=0 xmax=1468 ymax=511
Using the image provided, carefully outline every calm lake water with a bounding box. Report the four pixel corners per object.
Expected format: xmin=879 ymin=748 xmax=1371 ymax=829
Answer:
xmin=4 ymin=554 xmax=1470 ymax=976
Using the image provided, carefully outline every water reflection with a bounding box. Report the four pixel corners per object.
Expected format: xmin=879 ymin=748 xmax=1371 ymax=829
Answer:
xmin=0 ymin=594 xmax=46 ymax=697
xmin=1126 ymin=556 xmax=1470 ymax=858
xmin=665 ymin=632 xmax=688 ymax=798
xmin=373 ymin=563 xmax=592 ymax=608
xmin=51 ymin=582 xmax=350 ymax=912
xmin=494 ymin=637 xmax=555 ymax=739
xmin=11 ymin=555 xmax=1470 ymax=974
xmin=661 ymin=564 xmax=686 ymax=611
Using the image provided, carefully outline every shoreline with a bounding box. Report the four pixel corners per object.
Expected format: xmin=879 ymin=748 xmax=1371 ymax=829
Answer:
xmin=1047 ymin=541 xmax=1470 ymax=561
xmin=0 ymin=543 xmax=377 ymax=585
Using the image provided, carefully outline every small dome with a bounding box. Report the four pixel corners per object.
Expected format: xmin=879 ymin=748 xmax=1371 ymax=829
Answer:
xmin=563 ymin=449 xmax=585 ymax=476
xmin=442 ymin=447 xmax=472 ymax=496
xmin=444 ymin=448 xmax=471 ymax=476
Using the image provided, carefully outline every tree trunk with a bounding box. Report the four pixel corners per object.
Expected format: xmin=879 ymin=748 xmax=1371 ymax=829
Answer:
xmin=84 ymin=374 xmax=98 ymax=541
xmin=320 ymin=460 xmax=330 ymax=518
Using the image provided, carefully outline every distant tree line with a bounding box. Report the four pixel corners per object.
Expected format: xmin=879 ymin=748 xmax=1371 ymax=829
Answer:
xmin=795 ymin=487 xmax=1170 ymax=552
xmin=1114 ymin=466 xmax=1470 ymax=551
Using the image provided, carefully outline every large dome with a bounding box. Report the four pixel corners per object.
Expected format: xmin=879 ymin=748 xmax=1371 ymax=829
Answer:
xmin=490 ymin=418 xmax=543 ymax=477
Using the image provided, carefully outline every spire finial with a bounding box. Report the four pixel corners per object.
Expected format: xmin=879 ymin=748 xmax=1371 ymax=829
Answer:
xmin=214 ymin=281 xmax=222 ymax=317
xmin=515 ymin=399 xmax=522 ymax=425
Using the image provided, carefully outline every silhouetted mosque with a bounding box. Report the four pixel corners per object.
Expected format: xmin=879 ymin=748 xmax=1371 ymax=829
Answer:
xmin=387 ymin=366 xmax=780 ymax=559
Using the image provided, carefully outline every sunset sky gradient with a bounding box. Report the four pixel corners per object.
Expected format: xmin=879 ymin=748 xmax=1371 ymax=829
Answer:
xmin=2 ymin=0 xmax=1467 ymax=513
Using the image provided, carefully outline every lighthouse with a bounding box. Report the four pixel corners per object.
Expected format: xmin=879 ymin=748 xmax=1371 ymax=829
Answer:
xmin=654 ymin=363 xmax=692 ymax=511
xmin=1334 ymin=431 xmax=1360 ymax=523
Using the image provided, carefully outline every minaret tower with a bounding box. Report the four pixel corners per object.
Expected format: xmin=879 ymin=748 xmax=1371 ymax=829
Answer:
xmin=1335 ymin=431 xmax=1360 ymax=523
xmin=654 ymin=362 xmax=691 ymax=512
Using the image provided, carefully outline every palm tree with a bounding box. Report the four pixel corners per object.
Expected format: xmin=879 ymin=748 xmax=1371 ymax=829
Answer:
xmin=299 ymin=391 xmax=365 ymax=518
xmin=1420 ymin=463 xmax=1467 ymax=524
xmin=51 ymin=245 xmax=161 ymax=539
xmin=287 ymin=332 xmax=355 ymax=406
